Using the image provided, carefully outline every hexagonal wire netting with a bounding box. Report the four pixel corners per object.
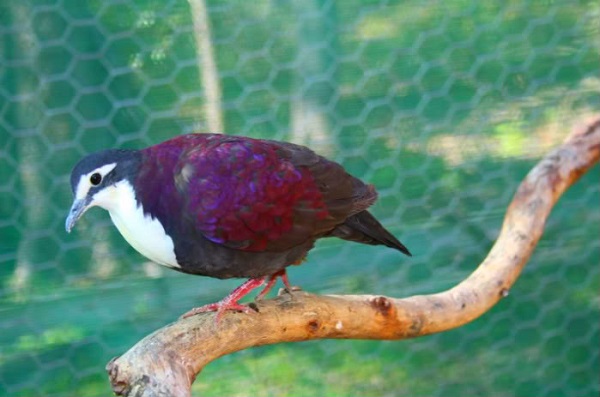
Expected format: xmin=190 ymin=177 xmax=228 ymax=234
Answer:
xmin=1 ymin=0 xmax=599 ymax=396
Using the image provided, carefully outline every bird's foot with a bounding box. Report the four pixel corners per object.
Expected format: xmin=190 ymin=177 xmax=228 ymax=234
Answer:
xmin=180 ymin=271 xmax=300 ymax=322
xmin=255 ymin=269 xmax=291 ymax=301
xmin=181 ymin=277 xmax=266 ymax=322
xmin=277 ymin=285 xmax=303 ymax=296
xmin=181 ymin=300 xmax=255 ymax=322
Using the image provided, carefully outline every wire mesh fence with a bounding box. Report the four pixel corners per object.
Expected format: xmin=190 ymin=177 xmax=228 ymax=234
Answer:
xmin=1 ymin=0 xmax=599 ymax=396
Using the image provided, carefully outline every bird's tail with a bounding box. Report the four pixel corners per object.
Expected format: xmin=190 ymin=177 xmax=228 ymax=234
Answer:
xmin=330 ymin=210 xmax=411 ymax=256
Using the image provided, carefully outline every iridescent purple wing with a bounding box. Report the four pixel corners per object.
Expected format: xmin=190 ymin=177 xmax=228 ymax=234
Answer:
xmin=174 ymin=135 xmax=376 ymax=252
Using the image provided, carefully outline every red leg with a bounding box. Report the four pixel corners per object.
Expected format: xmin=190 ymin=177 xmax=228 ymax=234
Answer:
xmin=256 ymin=270 xmax=291 ymax=301
xmin=181 ymin=277 xmax=266 ymax=321
xmin=280 ymin=271 xmax=291 ymax=290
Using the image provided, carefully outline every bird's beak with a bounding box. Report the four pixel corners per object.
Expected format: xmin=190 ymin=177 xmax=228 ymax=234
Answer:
xmin=65 ymin=198 xmax=91 ymax=233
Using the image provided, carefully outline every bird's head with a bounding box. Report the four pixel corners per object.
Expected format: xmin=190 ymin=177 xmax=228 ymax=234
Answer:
xmin=65 ymin=149 xmax=141 ymax=233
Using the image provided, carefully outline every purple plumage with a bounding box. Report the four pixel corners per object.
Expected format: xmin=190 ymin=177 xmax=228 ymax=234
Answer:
xmin=130 ymin=133 xmax=410 ymax=318
xmin=174 ymin=136 xmax=329 ymax=251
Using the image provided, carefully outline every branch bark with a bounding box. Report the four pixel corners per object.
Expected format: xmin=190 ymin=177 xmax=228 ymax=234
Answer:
xmin=107 ymin=117 xmax=600 ymax=397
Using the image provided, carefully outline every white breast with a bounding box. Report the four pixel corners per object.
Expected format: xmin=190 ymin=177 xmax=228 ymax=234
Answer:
xmin=93 ymin=180 xmax=180 ymax=269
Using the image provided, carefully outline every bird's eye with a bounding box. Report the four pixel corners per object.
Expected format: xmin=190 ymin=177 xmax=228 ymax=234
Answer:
xmin=90 ymin=173 xmax=102 ymax=186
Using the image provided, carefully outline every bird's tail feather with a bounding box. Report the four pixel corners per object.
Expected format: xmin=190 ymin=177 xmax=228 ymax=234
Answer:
xmin=330 ymin=211 xmax=411 ymax=256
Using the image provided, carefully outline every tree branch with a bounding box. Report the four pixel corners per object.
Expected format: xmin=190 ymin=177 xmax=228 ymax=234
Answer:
xmin=107 ymin=116 xmax=600 ymax=397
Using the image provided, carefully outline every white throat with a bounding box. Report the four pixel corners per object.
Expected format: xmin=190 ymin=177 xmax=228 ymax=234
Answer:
xmin=93 ymin=180 xmax=180 ymax=269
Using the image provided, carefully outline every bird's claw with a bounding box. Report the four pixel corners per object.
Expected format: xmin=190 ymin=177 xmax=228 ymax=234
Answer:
xmin=180 ymin=271 xmax=297 ymax=322
xmin=180 ymin=301 xmax=255 ymax=322
xmin=276 ymin=285 xmax=302 ymax=296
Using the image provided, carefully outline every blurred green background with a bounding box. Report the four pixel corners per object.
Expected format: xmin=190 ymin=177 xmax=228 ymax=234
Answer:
xmin=1 ymin=0 xmax=599 ymax=396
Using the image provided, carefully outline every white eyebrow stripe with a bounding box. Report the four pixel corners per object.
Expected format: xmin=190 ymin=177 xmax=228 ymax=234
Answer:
xmin=75 ymin=163 xmax=117 ymax=201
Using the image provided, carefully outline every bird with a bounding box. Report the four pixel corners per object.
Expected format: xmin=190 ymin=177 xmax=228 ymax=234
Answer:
xmin=66 ymin=133 xmax=411 ymax=320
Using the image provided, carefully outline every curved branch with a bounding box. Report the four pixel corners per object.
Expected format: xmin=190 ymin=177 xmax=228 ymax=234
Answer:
xmin=107 ymin=117 xmax=600 ymax=397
